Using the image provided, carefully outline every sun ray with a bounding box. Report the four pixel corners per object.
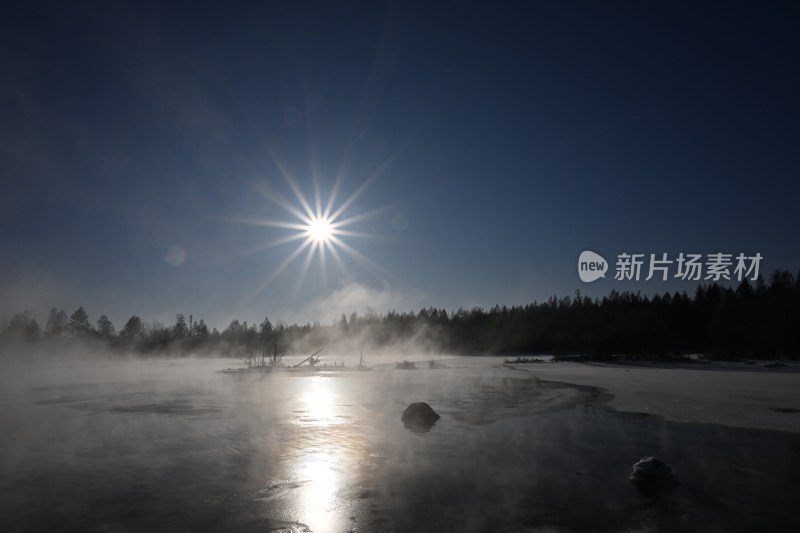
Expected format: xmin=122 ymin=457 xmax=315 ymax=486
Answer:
xmin=329 ymin=229 xmax=383 ymax=239
xmin=329 ymin=137 xmax=412 ymax=222
xmin=319 ymin=240 xmax=328 ymax=289
xmin=323 ymin=177 xmax=341 ymax=220
xmin=314 ymin=178 xmax=322 ymax=219
xmin=328 ymin=174 xmax=375 ymax=223
xmin=291 ymin=240 xmax=318 ymax=302
xmin=215 ymin=233 xmax=310 ymax=262
xmin=247 ymin=237 xmax=315 ymax=301
xmin=264 ymin=146 xmax=316 ymax=220
xmin=221 ymin=216 xmax=310 ymax=232
xmin=253 ymin=182 xmax=312 ymax=225
xmin=330 ymin=236 xmax=400 ymax=282
xmin=304 ymin=92 xmax=323 ymax=219
xmin=326 ymin=240 xmax=347 ymax=273
xmin=330 ymin=205 xmax=394 ymax=228
xmin=284 ymin=173 xmax=315 ymax=221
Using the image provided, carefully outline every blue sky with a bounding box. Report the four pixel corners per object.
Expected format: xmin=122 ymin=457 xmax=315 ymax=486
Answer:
xmin=2 ymin=1 xmax=799 ymax=330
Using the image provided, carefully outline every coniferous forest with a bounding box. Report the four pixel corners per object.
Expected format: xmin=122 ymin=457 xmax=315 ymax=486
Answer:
xmin=2 ymin=270 xmax=798 ymax=360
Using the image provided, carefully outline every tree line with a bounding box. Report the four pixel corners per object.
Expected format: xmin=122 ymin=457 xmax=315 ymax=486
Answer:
xmin=1 ymin=269 xmax=798 ymax=360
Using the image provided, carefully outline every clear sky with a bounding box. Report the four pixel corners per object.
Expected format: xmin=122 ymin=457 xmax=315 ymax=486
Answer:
xmin=2 ymin=1 xmax=799 ymax=330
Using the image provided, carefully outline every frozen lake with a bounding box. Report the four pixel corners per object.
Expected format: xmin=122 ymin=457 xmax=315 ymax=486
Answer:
xmin=1 ymin=356 xmax=798 ymax=532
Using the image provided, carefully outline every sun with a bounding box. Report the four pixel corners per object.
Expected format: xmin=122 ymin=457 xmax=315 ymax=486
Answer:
xmin=226 ymin=170 xmax=394 ymax=301
xmin=307 ymin=217 xmax=334 ymax=243
xmin=224 ymin=133 xmax=409 ymax=304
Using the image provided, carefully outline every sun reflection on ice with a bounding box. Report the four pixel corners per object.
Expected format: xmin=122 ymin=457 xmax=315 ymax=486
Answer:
xmin=297 ymin=376 xmax=341 ymax=426
xmin=295 ymin=452 xmax=341 ymax=530
xmin=287 ymin=376 xmax=358 ymax=532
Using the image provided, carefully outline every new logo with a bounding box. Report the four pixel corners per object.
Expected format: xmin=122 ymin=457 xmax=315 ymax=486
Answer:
xmin=578 ymin=251 xmax=608 ymax=282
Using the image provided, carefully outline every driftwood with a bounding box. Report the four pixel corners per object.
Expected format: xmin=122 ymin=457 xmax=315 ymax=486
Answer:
xmin=293 ymin=349 xmax=324 ymax=368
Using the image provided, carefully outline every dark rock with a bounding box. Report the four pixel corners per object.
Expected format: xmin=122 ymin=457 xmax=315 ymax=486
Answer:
xmin=629 ymin=456 xmax=678 ymax=491
xmin=401 ymin=402 xmax=440 ymax=432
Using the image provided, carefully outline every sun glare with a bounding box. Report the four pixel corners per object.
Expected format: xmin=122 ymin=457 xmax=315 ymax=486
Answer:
xmin=230 ymin=171 xmax=392 ymax=301
xmin=229 ymin=139 xmax=406 ymax=302
xmin=307 ymin=217 xmax=333 ymax=243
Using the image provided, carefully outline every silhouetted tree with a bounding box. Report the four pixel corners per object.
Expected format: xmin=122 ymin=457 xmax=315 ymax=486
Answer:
xmin=191 ymin=319 xmax=209 ymax=338
xmin=44 ymin=308 xmax=68 ymax=338
xmin=259 ymin=316 xmax=274 ymax=346
xmin=69 ymin=307 xmax=92 ymax=336
xmin=4 ymin=312 xmax=40 ymax=343
xmin=96 ymin=315 xmax=115 ymax=338
xmin=120 ymin=315 xmax=144 ymax=343
xmin=173 ymin=313 xmax=188 ymax=338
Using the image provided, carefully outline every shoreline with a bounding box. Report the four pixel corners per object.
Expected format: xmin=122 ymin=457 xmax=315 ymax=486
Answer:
xmin=506 ymin=360 xmax=800 ymax=433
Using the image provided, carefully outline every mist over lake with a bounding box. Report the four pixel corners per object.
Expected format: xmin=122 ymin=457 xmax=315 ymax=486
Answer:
xmin=1 ymin=355 xmax=798 ymax=533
